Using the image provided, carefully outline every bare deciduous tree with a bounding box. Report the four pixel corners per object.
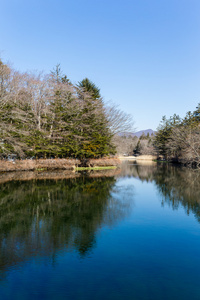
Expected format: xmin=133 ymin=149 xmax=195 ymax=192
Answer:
xmin=105 ymin=102 xmax=135 ymax=135
xmin=167 ymin=125 xmax=200 ymax=166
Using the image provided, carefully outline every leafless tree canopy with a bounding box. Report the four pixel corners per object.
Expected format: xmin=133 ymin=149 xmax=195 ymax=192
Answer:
xmin=105 ymin=102 xmax=135 ymax=135
xmin=154 ymin=107 xmax=200 ymax=167
xmin=0 ymin=59 xmax=135 ymax=159
xmin=167 ymin=125 xmax=200 ymax=166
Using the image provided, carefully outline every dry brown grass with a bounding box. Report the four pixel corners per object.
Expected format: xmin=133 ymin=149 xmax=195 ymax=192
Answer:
xmin=118 ymin=155 xmax=157 ymax=161
xmin=0 ymin=159 xmax=77 ymax=172
xmin=88 ymin=157 xmax=120 ymax=167
xmin=136 ymin=155 xmax=157 ymax=161
xmin=0 ymin=157 xmax=121 ymax=173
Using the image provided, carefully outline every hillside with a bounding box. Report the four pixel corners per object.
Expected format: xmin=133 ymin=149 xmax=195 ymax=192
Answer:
xmin=119 ymin=129 xmax=155 ymax=138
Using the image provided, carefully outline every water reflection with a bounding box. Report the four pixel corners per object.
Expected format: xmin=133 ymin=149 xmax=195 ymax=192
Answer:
xmin=1 ymin=164 xmax=200 ymax=299
xmin=153 ymin=165 xmax=200 ymax=220
xmin=0 ymin=173 xmax=132 ymax=277
xmin=121 ymin=161 xmax=200 ymax=220
xmin=119 ymin=161 xmax=158 ymax=181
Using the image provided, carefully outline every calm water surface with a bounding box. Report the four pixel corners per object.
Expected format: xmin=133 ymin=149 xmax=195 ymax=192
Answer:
xmin=0 ymin=162 xmax=200 ymax=299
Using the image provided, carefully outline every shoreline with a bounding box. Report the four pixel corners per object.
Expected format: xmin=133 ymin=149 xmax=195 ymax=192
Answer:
xmin=0 ymin=157 xmax=121 ymax=173
xmin=118 ymin=155 xmax=157 ymax=161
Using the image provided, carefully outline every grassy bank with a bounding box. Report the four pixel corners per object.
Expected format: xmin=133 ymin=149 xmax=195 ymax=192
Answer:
xmin=75 ymin=166 xmax=117 ymax=171
xmin=0 ymin=158 xmax=120 ymax=172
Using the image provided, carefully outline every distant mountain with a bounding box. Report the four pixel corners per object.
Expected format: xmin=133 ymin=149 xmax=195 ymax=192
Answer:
xmin=119 ymin=129 xmax=155 ymax=138
xmin=132 ymin=129 xmax=155 ymax=138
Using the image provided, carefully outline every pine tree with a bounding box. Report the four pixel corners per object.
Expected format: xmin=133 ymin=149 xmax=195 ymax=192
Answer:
xmin=75 ymin=78 xmax=115 ymax=158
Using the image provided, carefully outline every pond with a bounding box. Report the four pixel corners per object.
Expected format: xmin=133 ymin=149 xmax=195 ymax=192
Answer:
xmin=0 ymin=162 xmax=200 ymax=299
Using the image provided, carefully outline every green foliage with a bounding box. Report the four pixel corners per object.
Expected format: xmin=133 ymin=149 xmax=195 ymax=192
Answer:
xmin=75 ymin=166 xmax=116 ymax=170
xmin=154 ymin=104 xmax=200 ymax=166
xmin=154 ymin=114 xmax=181 ymax=157
xmin=134 ymin=140 xmax=141 ymax=155
xmin=78 ymin=78 xmax=101 ymax=100
xmin=0 ymin=63 xmax=116 ymax=159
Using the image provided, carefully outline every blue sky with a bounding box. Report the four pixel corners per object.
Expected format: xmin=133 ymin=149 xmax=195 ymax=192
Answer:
xmin=0 ymin=0 xmax=200 ymax=131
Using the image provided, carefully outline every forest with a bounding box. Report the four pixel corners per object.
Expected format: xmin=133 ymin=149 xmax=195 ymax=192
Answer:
xmin=114 ymin=104 xmax=200 ymax=168
xmin=154 ymin=105 xmax=200 ymax=167
xmin=0 ymin=60 xmax=133 ymax=159
xmin=0 ymin=58 xmax=199 ymax=167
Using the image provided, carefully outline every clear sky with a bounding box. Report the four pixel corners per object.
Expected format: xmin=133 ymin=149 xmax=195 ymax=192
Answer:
xmin=0 ymin=0 xmax=200 ymax=131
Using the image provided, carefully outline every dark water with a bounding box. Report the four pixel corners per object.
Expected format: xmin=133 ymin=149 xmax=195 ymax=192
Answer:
xmin=0 ymin=162 xmax=200 ymax=299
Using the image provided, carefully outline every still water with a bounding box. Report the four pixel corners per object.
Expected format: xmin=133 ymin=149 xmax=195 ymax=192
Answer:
xmin=0 ymin=162 xmax=200 ymax=299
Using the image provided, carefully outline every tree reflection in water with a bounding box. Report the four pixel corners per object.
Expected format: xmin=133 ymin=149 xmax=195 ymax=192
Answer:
xmin=1 ymin=163 xmax=199 ymax=282
xmin=0 ymin=173 xmax=132 ymax=277
xmin=121 ymin=161 xmax=200 ymax=220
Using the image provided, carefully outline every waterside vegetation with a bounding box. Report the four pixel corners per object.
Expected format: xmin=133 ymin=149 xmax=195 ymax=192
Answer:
xmin=0 ymin=58 xmax=200 ymax=168
xmin=154 ymin=104 xmax=200 ymax=167
xmin=0 ymin=157 xmax=120 ymax=172
xmin=116 ymin=104 xmax=200 ymax=168
xmin=0 ymin=60 xmax=133 ymax=162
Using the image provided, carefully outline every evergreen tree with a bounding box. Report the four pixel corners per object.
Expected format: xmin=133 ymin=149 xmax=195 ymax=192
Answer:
xmin=154 ymin=105 xmax=200 ymax=166
xmin=78 ymin=78 xmax=101 ymax=100
xmin=0 ymin=62 xmax=118 ymax=159
xmin=75 ymin=78 xmax=115 ymax=158
xmin=154 ymin=114 xmax=181 ymax=158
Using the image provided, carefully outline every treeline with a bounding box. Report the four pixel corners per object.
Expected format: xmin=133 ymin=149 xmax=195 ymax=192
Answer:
xmin=113 ymin=132 xmax=155 ymax=156
xmin=134 ymin=132 xmax=155 ymax=155
xmin=0 ymin=60 xmax=133 ymax=159
xmin=114 ymin=104 xmax=200 ymax=166
xmin=154 ymin=105 xmax=200 ymax=167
